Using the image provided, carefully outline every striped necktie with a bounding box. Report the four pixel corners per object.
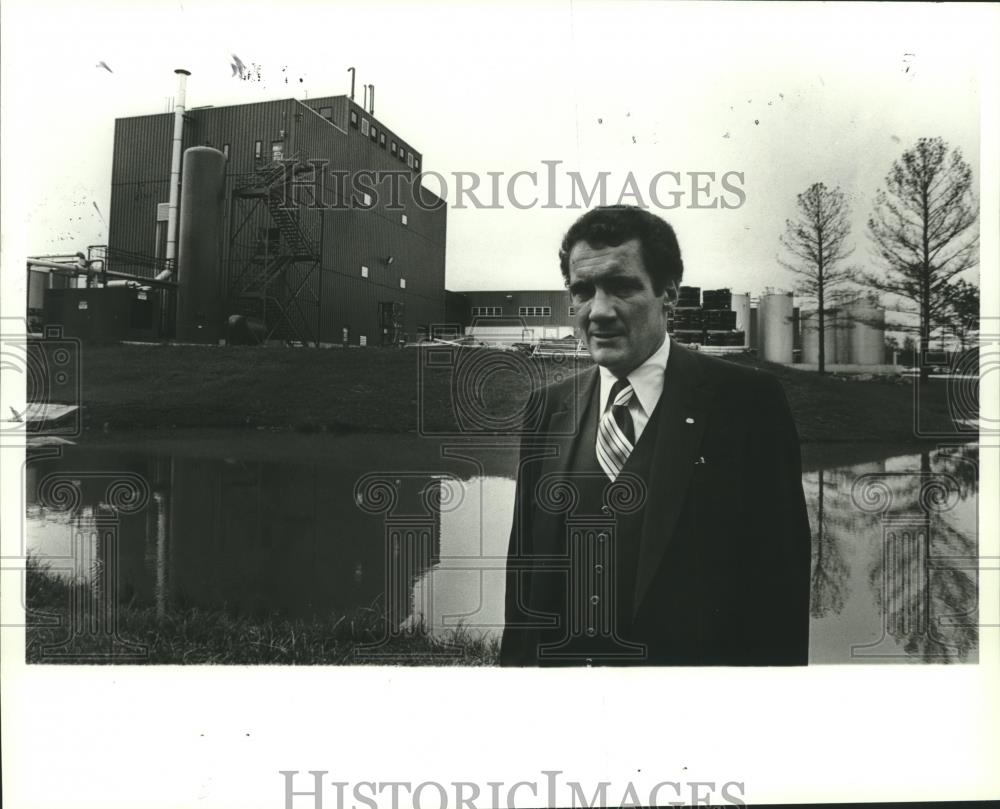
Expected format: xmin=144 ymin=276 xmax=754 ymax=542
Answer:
xmin=596 ymin=377 xmax=635 ymax=481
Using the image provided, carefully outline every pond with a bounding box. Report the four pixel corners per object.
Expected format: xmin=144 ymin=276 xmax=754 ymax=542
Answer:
xmin=24 ymin=433 xmax=978 ymax=664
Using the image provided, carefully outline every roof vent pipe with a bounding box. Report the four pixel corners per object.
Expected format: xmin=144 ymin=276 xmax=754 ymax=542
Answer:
xmin=362 ymin=83 xmax=368 ymax=111
xmin=162 ymin=68 xmax=191 ymax=280
xmin=348 ymin=67 xmax=355 ymax=100
xmin=369 ymin=84 xmax=374 ymax=115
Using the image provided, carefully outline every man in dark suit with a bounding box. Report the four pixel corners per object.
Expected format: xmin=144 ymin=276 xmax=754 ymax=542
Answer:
xmin=501 ymin=206 xmax=812 ymax=666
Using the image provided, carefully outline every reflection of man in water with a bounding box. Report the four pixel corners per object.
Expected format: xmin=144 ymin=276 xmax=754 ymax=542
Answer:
xmin=501 ymin=206 xmax=812 ymax=666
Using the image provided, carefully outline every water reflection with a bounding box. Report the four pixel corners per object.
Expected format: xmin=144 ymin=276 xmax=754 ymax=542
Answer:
xmin=25 ymin=437 xmax=978 ymax=664
xmin=807 ymin=444 xmax=978 ymax=663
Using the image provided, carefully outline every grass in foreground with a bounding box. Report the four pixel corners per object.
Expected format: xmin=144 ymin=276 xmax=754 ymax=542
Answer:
xmin=67 ymin=343 xmax=969 ymax=443
xmin=25 ymin=557 xmax=500 ymax=666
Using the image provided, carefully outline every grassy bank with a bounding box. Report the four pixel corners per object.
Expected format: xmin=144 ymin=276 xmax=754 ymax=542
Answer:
xmin=25 ymin=558 xmax=499 ymax=666
xmin=63 ymin=343 xmax=969 ymax=442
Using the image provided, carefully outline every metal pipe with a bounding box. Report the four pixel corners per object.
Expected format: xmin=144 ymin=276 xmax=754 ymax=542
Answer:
xmin=348 ymin=67 xmax=355 ymax=100
xmin=362 ymin=83 xmax=367 ymax=110
xmin=370 ymin=84 xmax=374 ymax=115
xmin=164 ymin=69 xmax=191 ymax=277
xmin=26 ymin=259 xmax=177 ymax=288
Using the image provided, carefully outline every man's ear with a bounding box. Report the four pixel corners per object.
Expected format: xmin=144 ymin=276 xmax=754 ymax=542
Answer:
xmin=662 ymin=281 xmax=678 ymax=308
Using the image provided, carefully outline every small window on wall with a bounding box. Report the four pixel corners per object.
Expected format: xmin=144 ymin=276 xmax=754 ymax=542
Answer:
xmin=401 ymin=214 xmax=408 ymax=225
xmin=398 ymin=146 xmax=406 ymax=163
xmin=320 ymin=106 xmax=333 ymax=121
xmin=379 ymin=132 xmax=386 ymax=149
xmin=254 ymin=140 xmax=263 ymax=159
xmin=568 ymin=306 xmax=577 ymax=316
xmin=413 ymin=157 xmax=420 ymax=171
xmin=361 ymin=118 xmax=370 ymax=136
xmin=271 ymin=141 xmax=284 ymax=161
xmin=350 ymin=110 xmax=359 ymax=128
xmin=400 ymin=278 xmax=406 ymax=289
xmin=407 ymin=153 xmax=414 ymax=169
xmin=391 ymin=141 xmax=398 ymax=156
xmin=370 ymin=125 xmax=378 ymax=142
xmin=361 ymin=266 xmax=369 ymax=278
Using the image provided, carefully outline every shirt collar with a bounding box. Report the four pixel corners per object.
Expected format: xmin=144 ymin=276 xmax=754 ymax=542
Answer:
xmin=598 ymin=336 xmax=670 ymax=415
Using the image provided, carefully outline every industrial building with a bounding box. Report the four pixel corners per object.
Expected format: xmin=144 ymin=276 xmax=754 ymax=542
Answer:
xmin=33 ymin=71 xmax=447 ymax=347
xmin=445 ymin=290 xmax=577 ymax=343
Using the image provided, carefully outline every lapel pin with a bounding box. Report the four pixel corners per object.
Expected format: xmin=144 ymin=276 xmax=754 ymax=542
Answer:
xmin=685 ymin=417 xmax=695 ymax=424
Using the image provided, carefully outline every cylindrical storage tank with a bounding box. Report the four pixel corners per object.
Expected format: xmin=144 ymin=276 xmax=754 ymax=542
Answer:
xmin=27 ymin=269 xmax=47 ymax=312
xmin=176 ymin=146 xmax=227 ymax=343
xmin=759 ymin=292 xmax=793 ymax=363
xmin=831 ymin=307 xmax=851 ymax=365
xmin=845 ymin=301 xmax=885 ymax=365
xmin=732 ymin=293 xmax=751 ymax=348
xmin=801 ymin=309 xmax=838 ymax=366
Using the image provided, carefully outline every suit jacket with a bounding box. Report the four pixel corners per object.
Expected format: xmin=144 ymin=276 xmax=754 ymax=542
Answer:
xmin=500 ymin=340 xmax=812 ymax=666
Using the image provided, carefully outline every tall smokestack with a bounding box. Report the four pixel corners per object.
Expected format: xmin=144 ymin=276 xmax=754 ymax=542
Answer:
xmin=362 ymin=83 xmax=368 ymax=111
xmin=369 ymin=84 xmax=375 ymax=115
xmin=164 ymin=69 xmax=191 ymax=277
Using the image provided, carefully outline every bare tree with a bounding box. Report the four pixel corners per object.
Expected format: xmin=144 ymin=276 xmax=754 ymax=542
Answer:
xmin=942 ymin=278 xmax=980 ymax=351
xmin=865 ymin=137 xmax=979 ymax=379
xmin=779 ymin=183 xmax=853 ymax=374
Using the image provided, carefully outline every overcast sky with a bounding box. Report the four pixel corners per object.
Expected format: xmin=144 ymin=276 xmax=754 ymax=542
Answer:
xmin=1 ymin=1 xmax=994 ymax=305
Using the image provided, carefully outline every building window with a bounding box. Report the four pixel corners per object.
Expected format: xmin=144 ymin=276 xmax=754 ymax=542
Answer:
xmin=471 ymin=307 xmax=503 ymax=317
xmin=518 ymin=306 xmax=552 ymax=317
xmin=413 ymin=157 xmax=420 ymax=171
xmin=379 ymin=132 xmax=386 ymax=149
xmin=320 ymin=106 xmax=333 ymax=121
xmin=391 ymin=141 xmax=397 ymax=155
xmin=254 ymin=140 xmax=262 ymax=159
xmin=361 ymin=266 xmax=369 ymax=278
xmin=400 ymin=278 xmax=406 ymax=289
xmin=370 ymin=124 xmax=378 ymax=142
xmin=568 ymin=306 xmax=577 ymax=316
xmin=361 ymin=118 xmax=370 ymax=136
xmin=398 ymin=146 xmax=406 ymax=162
xmin=271 ymin=141 xmax=284 ymax=161
xmin=350 ymin=110 xmax=359 ymax=128
xmin=407 ymin=153 xmax=414 ymax=169
xmin=222 ymin=143 xmax=230 ymax=159
xmin=401 ymin=214 xmax=408 ymax=226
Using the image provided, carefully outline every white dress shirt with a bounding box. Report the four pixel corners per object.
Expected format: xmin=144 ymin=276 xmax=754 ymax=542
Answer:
xmin=597 ymin=335 xmax=671 ymax=444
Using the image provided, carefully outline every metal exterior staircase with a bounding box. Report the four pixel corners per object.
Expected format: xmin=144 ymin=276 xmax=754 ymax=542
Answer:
xmin=228 ymin=151 xmax=322 ymax=344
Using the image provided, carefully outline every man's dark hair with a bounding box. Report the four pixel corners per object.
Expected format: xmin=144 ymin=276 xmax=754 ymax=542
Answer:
xmin=558 ymin=205 xmax=684 ymax=295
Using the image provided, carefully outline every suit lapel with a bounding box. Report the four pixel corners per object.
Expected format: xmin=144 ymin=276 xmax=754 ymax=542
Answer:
xmin=633 ymin=342 xmax=711 ymax=617
xmin=531 ymin=366 xmax=598 ymax=556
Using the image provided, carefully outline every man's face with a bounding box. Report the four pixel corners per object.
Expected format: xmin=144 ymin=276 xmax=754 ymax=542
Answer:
xmin=567 ymin=238 xmax=674 ymax=377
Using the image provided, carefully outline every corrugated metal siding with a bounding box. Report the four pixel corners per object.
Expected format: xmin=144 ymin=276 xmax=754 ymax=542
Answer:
xmin=110 ymin=96 xmax=446 ymax=345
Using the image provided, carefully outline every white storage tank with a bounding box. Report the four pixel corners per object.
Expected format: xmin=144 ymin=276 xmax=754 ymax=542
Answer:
xmin=731 ymin=292 xmax=751 ymax=348
xmin=759 ymin=291 xmax=793 ymax=363
xmin=801 ymin=309 xmax=838 ymax=366
xmin=844 ymin=301 xmax=885 ymax=365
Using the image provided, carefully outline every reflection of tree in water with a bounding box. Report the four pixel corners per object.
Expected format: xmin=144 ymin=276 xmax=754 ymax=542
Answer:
xmin=806 ymin=468 xmax=859 ymax=618
xmin=865 ymin=448 xmax=978 ymax=663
